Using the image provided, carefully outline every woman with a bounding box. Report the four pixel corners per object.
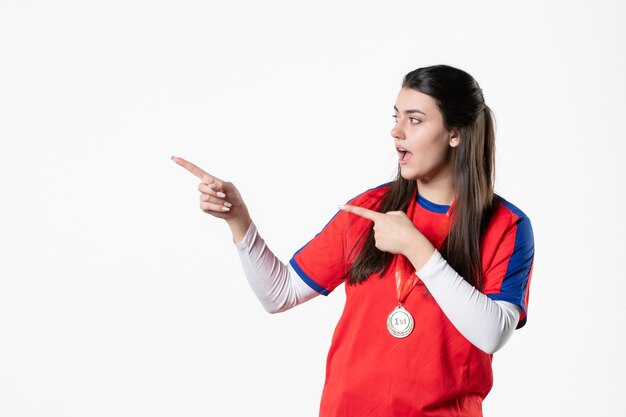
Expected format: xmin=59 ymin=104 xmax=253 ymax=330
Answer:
xmin=172 ymin=64 xmax=535 ymax=416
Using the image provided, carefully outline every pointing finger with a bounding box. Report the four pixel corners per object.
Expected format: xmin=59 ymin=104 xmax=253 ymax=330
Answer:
xmin=171 ymin=155 xmax=215 ymax=181
xmin=338 ymin=204 xmax=382 ymax=221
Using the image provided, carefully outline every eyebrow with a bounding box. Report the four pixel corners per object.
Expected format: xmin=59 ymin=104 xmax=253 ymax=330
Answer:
xmin=394 ymin=105 xmax=426 ymax=116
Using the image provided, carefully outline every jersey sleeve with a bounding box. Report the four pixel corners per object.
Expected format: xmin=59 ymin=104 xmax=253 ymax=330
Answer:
xmin=289 ymin=189 xmax=380 ymax=296
xmin=483 ymin=214 xmax=535 ymax=329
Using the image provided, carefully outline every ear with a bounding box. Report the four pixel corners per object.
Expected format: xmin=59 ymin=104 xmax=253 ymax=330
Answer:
xmin=449 ymin=127 xmax=460 ymax=148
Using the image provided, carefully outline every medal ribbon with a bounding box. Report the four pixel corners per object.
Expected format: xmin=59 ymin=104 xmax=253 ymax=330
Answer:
xmin=395 ymin=258 xmax=418 ymax=304
xmin=395 ymin=186 xmax=419 ymax=305
xmin=394 ymin=186 xmax=457 ymax=304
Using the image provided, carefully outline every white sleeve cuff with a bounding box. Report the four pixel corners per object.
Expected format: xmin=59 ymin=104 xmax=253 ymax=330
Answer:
xmin=233 ymin=219 xmax=257 ymax=249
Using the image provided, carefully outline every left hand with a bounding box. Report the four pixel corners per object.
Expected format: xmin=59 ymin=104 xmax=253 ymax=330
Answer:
xmin=339 ymin=204 xmax=426 ymax=257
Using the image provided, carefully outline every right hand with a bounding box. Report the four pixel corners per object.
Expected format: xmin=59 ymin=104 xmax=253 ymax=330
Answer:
xmin=171 ymin=155 xmax=248 ymax=222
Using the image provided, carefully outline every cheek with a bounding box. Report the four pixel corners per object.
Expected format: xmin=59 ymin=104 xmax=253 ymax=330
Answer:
xmin=401 ymin=126 xmax=452 ymax=179
xmin=412 ymin=136 xmax=449 ymax=168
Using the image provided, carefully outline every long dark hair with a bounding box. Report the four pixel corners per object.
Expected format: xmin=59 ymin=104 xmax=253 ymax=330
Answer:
xmin=343 ymin=64 xmax=498 ymax=291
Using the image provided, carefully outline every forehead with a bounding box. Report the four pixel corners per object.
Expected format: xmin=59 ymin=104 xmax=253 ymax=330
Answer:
xmin=394 ymin=88 xmax=439 ymax=117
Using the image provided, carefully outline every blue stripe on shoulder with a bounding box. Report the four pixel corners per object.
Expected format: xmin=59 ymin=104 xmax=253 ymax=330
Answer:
xmin=289 ymin=257 xmax=330 ymax=296
xmin=492 ymin=195 xmax=534 ymax=328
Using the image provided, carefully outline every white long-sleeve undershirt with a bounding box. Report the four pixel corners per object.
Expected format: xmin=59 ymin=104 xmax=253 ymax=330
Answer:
xmin=234 ymin=220 xmax=521 ymax=354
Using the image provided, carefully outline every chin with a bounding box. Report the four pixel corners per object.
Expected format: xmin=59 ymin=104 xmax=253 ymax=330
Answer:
xmin=399 ymin=165 xmax=420 ymax=181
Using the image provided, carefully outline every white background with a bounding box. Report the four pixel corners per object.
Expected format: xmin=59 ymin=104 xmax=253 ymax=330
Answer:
xmin=1 ymin=1 xmax=624 ymax=416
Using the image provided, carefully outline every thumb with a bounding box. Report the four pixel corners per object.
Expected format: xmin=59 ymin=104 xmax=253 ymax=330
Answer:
xmin=202 ymin=175 xmax=225 ymax=191
xmin=211 ymin=178 xmax=229 ymax=192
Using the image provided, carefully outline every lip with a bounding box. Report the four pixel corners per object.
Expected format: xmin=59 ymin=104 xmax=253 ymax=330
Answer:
xmin=398 ymin=149 xmax=413 ymax=165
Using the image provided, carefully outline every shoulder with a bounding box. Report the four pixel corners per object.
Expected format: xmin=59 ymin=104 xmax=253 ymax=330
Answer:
xmin=493 ymin=194 xmax=532 ymax=228
xmin=344 ymin=181 xmax=393 ymax=207
xmin=490 ymin=194 xmax=534 ymax=243
xmin=495 ymin=194 xmax=530 ymax=220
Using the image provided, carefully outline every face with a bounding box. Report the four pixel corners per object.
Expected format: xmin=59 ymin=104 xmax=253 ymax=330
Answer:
xmin=392 ymin=87 xmax=460 ymax=182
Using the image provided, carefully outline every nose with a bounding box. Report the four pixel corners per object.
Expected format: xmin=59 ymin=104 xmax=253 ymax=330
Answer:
xmin=391 ymin=122 xmax=405 ymax=141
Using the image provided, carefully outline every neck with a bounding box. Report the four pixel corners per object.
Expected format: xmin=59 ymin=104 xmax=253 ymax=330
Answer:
xmin=415 ymin=170 xmax=455 ymax=206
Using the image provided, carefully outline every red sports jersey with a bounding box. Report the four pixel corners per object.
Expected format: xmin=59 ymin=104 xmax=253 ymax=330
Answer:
xmin=289 ymin=181 xmax=535 ymax=417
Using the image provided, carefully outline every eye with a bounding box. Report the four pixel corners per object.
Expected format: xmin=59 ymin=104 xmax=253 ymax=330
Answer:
xmin=410 ymin=117 xmax=421 ymax=125
xmin=392 ymin=114 xmax=398 ymax=123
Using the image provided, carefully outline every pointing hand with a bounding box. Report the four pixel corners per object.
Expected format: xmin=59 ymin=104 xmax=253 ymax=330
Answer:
xmin=172 ymin=155 xmax=246 ymax=220
xmin=339 ymin=204 xmax=423 ymax=257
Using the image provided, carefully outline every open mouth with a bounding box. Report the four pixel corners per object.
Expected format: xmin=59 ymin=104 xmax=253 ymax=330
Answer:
xmin=397 ymin=148 xmax=412 ymax=162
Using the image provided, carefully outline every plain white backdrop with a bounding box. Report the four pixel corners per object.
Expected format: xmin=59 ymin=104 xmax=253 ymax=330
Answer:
xmin=1 ymin=0 xmax=625 ymax=416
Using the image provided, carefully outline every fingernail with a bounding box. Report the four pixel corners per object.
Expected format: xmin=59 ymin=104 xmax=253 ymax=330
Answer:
xmin=217 ymin=191 xmax=226 ymax=198
xmin=171 ymin=155 xmax=176 ymax=160
xmin=222 ymin=206 xmax=230 ymax=211
xmin=209 ymin=184 xmax=216 ymax=189
xmin=224 ymin=201 xmax=232 ymax=208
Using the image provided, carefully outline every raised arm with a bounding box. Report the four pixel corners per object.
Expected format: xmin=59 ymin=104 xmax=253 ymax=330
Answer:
xmin=172 ymin=155 xmax=318 ymax=312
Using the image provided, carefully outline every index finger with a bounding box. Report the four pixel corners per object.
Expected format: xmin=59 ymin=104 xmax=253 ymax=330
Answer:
xmin=338 ymin=204 xmax=382 ymax=222
xmin=171 ymin=156 xmax=214 ymax=182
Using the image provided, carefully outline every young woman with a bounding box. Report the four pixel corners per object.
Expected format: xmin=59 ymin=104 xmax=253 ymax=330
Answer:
xmin=172 ymin=64 xmax=535 ymax=417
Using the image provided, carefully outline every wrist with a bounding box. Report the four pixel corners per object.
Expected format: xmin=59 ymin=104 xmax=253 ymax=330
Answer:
xmin=404 ymin=232 xmax=436 ymax=272
xmin=227 ymin=209 xmax=252 ymax=245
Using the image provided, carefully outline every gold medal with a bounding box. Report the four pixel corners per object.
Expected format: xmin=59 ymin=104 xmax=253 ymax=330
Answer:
xmin=387 ymin=305 xmax=414 ymax=338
